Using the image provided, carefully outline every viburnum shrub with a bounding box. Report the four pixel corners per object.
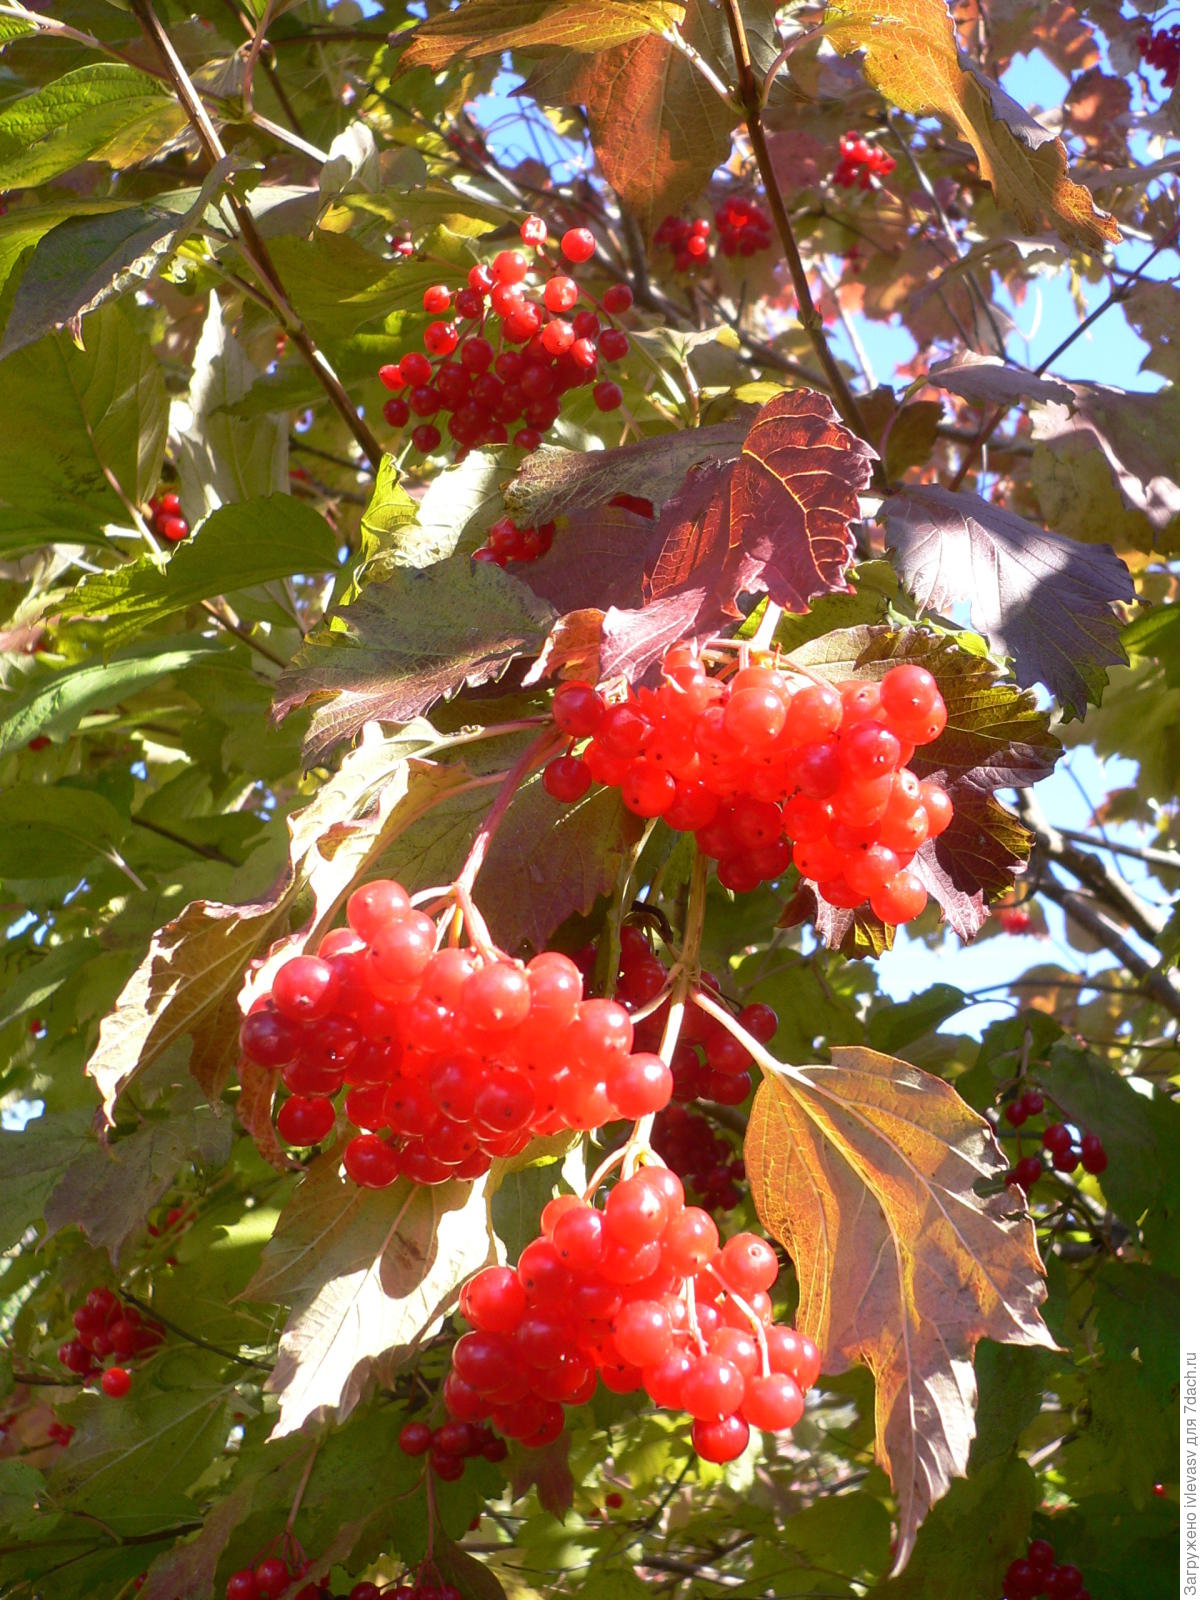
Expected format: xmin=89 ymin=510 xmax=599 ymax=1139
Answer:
xmin=0 ymin=0 xmax=1175 ymax=1593
xmin=448 ymin=1170 xmax=818 ymax=1463
xmin=376 ymin=214 xmax=627 ymax=459
xmin=543 ymin=649 xmax=951 ymax=917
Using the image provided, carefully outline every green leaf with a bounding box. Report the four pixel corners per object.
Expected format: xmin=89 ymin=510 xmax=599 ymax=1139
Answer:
xmin=0 ymin=636 xmax=226 ymax=757
xmin=0 ymin=205 xmax=186 ymax=359
xmin=245 ymin=1149 xmax=492 ymax=1437
xmin=47 ymin=1353 xmax=237 ymax=1532
xmin=867 ymin=983 xmax=967 ymax=1055
xmin=0 ymin=785 xmax=128 ymax=883
xmin=44 ymin=1078 xmax=234 ymax=1263
xmin=171 ymin=293 xmax=288 ymax=522
xmin=66 ymin=494 xmax=340 ymax=653
xmin=0 ymin=1110 xmax=91 ymax=1249
xmin=267 ymin=230 xmax=434 ymax=343
xmin=870 ymin=1456 xmax=1039 ymax=1597
xmin=273 ymin=557 xmax=553 ymax=766
xmin=0 ymin=299 xmax=168 ymax=531
xmin=0 ymin=65 xmax=187 ymax=189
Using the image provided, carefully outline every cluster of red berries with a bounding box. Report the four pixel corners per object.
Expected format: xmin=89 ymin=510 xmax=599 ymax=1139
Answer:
xmin=57 ymin=1286 xmax=163 ymax=1395
xmin=446 ymin=1167 xmax=819 ymax=1464
xmin=994 ymin=905 xmax=1034 ymax=934
xmin=1135 ymin=24 xmax=1179 ymax=88
xmin=229 ymin=1565 xmax=450 ymax=1600
xmin=613 ymin=924 xmax=776 ymax=1107
xmin=651 ymin=1105 xmax=746 ymax=1213
xmin=376 ymin=216 xmax=630 ymax=460
xmin=146 ymin=489 xmax=189 ymax=543
xmin=832 ymin=132 xmax=897 ymax=190
xmin=1003 ymin=1538 xmax=1091 ymax=1600
xmin=652 ymin=214 xmax=712 ymax=272
xmin=1002 ymin=1089 xmax=1108 ymax=1192
xmin=397 ymin=1417 xmax=507 ymax=1480
xmin=713 ymin=196 xmax=772 ymax=257
xmin=543 ymin=649 xmax=952 ymax=921
xmin=238 ymin=879 xmax=674 ymax=1188
xmin=472 ymin=514 xmax=555 ymax=567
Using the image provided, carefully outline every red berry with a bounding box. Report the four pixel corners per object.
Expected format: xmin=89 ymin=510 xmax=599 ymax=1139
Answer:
xmin=593 ymin=380 xmax=622 ymax=412
xmin=424 ymin=320 xmax=458 ymax=357
xmin=423 ymin=284 xmax=451 ymax=314
xmin=493 ymin=249 xmax=528 ymax=285
xmin=1042 ymin=1122 xmax=1073 ymax=1155
xmin=344 ymin=1134 xmax=401 ymax=1188
xmin=521 ymin=215 xmax=548 ymax=246
xmin=602 ymin=283 xmax=634 ymax=315
xmin=1079 ymin=1133 xmax=1107 ymax=1175
xmin=411 ymin=423 xmax=441 ymax=453
xmin=383 ymin=395 xmax=410 ymax=428
xmin=254 ymin=1559 xmax=290 ymax=1600
xmin=544 ymin=275 xmax=578 ymax=313
xmin=543 ymin=755 xmax=592 ymax=803
xmin=561 ymin=227 xmax=596 ymax=263
xmin=597 ymin=328 xmax=628 ymax=361
xmin=226 ymin=1573 xmax=257 ymax=1600
xmin=400 ymin=352 xmax=433 ymax=387
xmin=691 ymin=1414 xmax=750 ymax=1462
xmin=100 ymin=1366 xmax=131 ymax=1398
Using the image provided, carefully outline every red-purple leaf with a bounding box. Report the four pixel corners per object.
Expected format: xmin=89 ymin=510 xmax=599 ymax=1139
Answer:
xmin=881 ymin=484 xmax=1134 ymax=717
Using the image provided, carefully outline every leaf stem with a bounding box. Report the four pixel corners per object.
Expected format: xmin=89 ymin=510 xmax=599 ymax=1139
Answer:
xmin=453 ymin=728 xmax=565 ymax=903
xmin=716 ymin=0 xmax=869 ymax=441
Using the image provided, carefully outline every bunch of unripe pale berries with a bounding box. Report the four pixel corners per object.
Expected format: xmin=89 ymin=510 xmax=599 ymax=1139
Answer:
xmin=832 ymin=132 xmax=897 ymax=190
xmin=1001 ymin=1087 xmax=1108 ymax=1193
xmin=56 ymin=1286 xmax=164 ymax=1398
xmin=447 ymin=1169 xmax=819 ymax=1463
xmin=1002 ymin=1536 xmax=1092 ymax=1600
xmin=238 ymin=879 xmax=675 ymax=1188
xmin=377 ymin=216 xmax=631 ymax=460
xmin=543 ymin=649 xmax=953 ymax=922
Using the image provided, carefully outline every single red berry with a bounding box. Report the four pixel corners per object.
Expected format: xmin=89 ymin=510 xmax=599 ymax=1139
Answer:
xmin=561 ymin=227 xmax=596 ymax=263
xmin=1079 ymin=1133 xmax=1108 ymax=1175
xmin=492 ymin=249 xmax=528 ymax=285
xmin=521 ymin=215 xmax=548 ymax=247
xmin=543 ymin=755 xmax=592 ymax=804
xmin=383 ymin=395 xmax=410 ymax=428
xmin=379 ymin=363 xmax=406 ymax=390
xmin=544 ymin=274 xmax=578 ymax=313
xmin=254 ymin=1559 xmax=291 ymax=1600
xmin=423 ymin=284 xmax=452 ymax=314
xmin=225 ymin=1572 xmax=257 ymax=1600
xmin=597 ymin=328 xmax=628 ymax=362
xmin=602 ymin=283 xmax=634 ymax=314
xmin=593 ymin=380 xmax=622 ymax=412
xmin=100 ymin=1366 xmax=131 ymax=1398
xmin=424 ymin=320 xmax=458 ymax=357
xmin=400 ymin=352 xmax=433 ymax=387
xmin=411 ymin=423 xmax=442 ymax=453
xmin=1042 ymin=1122 xmax=1073 ymax=1156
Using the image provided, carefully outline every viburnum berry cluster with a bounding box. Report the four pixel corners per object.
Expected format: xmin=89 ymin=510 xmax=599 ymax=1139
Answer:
xmin=832 ymin=131 xmax=897 ymax=190
xmin=1002 ymin=1089 xmax=1108 ymax=1192
xmin=472 ymin=514 xmax=556 ymax=566
xmin=376 ymin=216 xmax=630 ymax=460
xmin=1002 ymin=1537 xmax=1091 ymax=1600
xmin=229 ymin=1560 xmax=459 ymax=1600
xmin=397 ymin=1416 xmax=507 ymax=1480
xmin=651 ymin=1104 xmax=746 ymax=1213
xmin=713 ymin=196 xmax=772 ymax=257
xmin=238 ymin=880 xmax=673 ymax=1187
xmin=446 ymin=1167 xmax=819 ymax=1463
xmin=994 ymin=905 xmax=1034 ymax=934
xmin=613 ymin=923 xmax=777 ymax=1107
xmin=57 ymin=1285 xmax=164 ymax=1395
xmin=653 ymin=214 xmax=711 ymax=272
xmin=146 ymin=488 xmax=189 ymax=543
xmin=543 ymin=649 xmax=952 ymax=920
xmin=1135 ymin=24 xmax=1179 ymax=89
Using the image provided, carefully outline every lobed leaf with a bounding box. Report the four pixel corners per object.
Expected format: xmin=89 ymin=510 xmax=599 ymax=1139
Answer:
xmin=393 ymin=0 xmax=686 ymax=68
xmin=745 ymin=1047 xmax=1055 ymax=1567
xmin=824 ymin=0 xmax=1120 ymax=251
xmin=245 ymin=1147 xmax=492 ymax=1437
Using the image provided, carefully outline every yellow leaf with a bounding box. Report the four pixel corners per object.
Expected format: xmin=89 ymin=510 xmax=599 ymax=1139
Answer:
xmin=393 ymin=0 xmax=686 ymax=71
xmin=744 ymin=1046 xmax=1055 ymax=1568
xmin=825 ymin=0 xmax=1120 ymax=252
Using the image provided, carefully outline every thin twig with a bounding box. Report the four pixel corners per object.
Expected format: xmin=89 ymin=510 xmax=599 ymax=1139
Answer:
xmin=129 ymin=814 xmax=235 ymax=864
xmin=129 ymin=0 xmax=383 ymax=471
xmin=716 ymin=0 xmax=869 ymax=441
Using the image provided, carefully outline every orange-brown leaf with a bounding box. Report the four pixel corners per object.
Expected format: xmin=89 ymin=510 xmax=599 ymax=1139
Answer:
xmin=745 ymin=1046 xmax=1054 ymax=1568
xmin=826 ymin=0 xmax=1119 ymax=251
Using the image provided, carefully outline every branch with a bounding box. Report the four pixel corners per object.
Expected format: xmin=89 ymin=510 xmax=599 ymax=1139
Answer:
xmin=128 ymin=0 xmax=383 ymax=472
xmin=1018 ymin=788 xmax=1169 ymax=945
xmin=1054 ymin=827 xmax=1179 ymax=871
xmin=1032 ymin=876 xmax=1178 ymax=1018
xmin=716 ymin=0 xmax=870 ymax=442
